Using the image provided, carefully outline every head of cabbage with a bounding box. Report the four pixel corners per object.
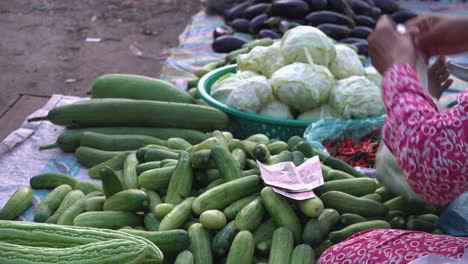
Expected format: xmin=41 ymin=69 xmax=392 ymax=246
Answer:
xmin=237 ymin=42 xmax=286 ymax=78
xmin=297 ymin=104 xmax=341 ymax=121
xmin=329 ymin=44 xmax=364 ymax=80
xmin=364 ymin=66 xmax=383 ymax=88
xmin=329 ymin=76 xmax=385 ymax=119
xmin=280 ymin=26 xmax=336 ymax=67
xmin=226 ymin=75 xmax=272 ymax=113
xmin=259 ymin=99 xmax=293 ymax=120
xmin=270 ymin=62 xmax=335 ymax=112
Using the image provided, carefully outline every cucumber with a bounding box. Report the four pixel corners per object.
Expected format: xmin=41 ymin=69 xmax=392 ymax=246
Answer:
xmin=246 ymin=159 xmax=259 ymax=170
xmin=212 ymin=145 xmax=243 ymax=182
xmin=261 ymin=187 xmax=302 ymax=244
xmin=91 ymin=73 xmax=194 ymax=103
xmin=231 ymin=148 xmax=246 ymax=169
xmin=256 ymin=239 xmax=273 ymax=257
xmin=313 ymin=240 xmax=333 ymax=259
xmin=361 ymin=193 xmax=382 ymax=202
xmin=246 ymin=134 xmax=270 ymax=144
xmin=223 ymin=194 xmax=258 ymax=220
xmin=252 ymin=144 xmax=271 ymax=163
xmin=165 ymin=151 xmax=193 ymax=205
xmin=292 ymin=151 xmax=304 ymax=166
xmin=122 ymin=229 xmax=190 ymax=256
xmin=30 ymin=173 xmax=78 ymax=189
xmin=226 ymin=231 xmax=255 ymax=264
xmin=56 ymin=192 xmax=102 ymax=225
xmin=0 ymin=187 xmax=33 ymax=220
xmin=406 ymin=218 xmax=435 ymax=232
xmin=195 ymin=169 xmax=220 ymax=187
xmin=192 ymin=175 xmax=261 ymax=215
xmin=28 ymin=98 xmax=229 ymax=132
xmin=389 ymin=216 xmax=406 ymax=229
xmin=100 ymin=166 xmax=124 ymax=198
xmin=235 ymin=197 xmax=264 ymax=231
xmin=168 ymin=138 xmax=192 ymax=150
xmin=191 ymin=150 xmax=212 ymax=169
xmin=45 ymin=190 xmax=86 ymax=223
xmin=212 ymin=221 xmax=238 ymax=257
xmin=243 ymin=169 xmax=260 ymax=177
xmin=323 ymin=156 xmax=364 ymax=178
xmin=268 ymin=227 xmax=294 ymax=264
xmin=287 ymin=136 xmax=303 ymax=151
xmin=268 ymin=141 xmax=289 ymax=155
xmin=385 ymin=210 xmax=406 ymax=221
xmin=136 ymin=161 xmax=161 ymax=175
xmin=103 ymin=189 xmax=149 ymax=212
xmin=144 ymin=213 xmax=161 ymax=231
xmin=200 ymin=210 xmax=227 ymax=230
xmin=145 ymin=190 xmax=162 ymax=212
xmin=314 ymin=178 xmax=378 ymax=197
xmin=340 ymin=213 xmax=367 ymax=227
xmin=303 ymin=209 xmax=340 ymax=246
xmin=75 ymin=147 xmax=124 ymax=168
xmin=321 ymin=191 xmax=388 ymax=217
xmin=154 ymin=203 xmax=175 ymax=220
xmin=298 ymin=197 xmax=324 ymax=218
xmin=291 ymin=244 xmax=315 ymax=264
xmin=175 ymin=250 xmax=194 ymax=264
xmin=384 ymin=196 xmax=408 ymax=212
xmin=34 ymin=184 xmax=73 ymax=222
xmin=294 ymin=141 xmax=315 ymax=158
xmin=73 ymin=211 xmax=142 ymax=229
xmin=329 ymin=220 xmax=391 ymax=243
xmin=267 ymin=151 xmax=294 ymax=164
xmin=87 ymin=151 xmax=131 ymax=179
xmin=324 ymin=170 xmax=355 ymax=181
xmin=74 ymin=181 xmax=103 ymax=194
xmin=320 ymin=164 xmax=332 ymax=178
xmin=81 ymin=132 xmax=167 ymax=151
xmin=84 ymin=196 xmax=106 ymax=212
xmin=144 ymin=149 xmax=179 ymax=162
xmin=188 ymin=223 xmax=213 ymax=264
xmin=122 ymin=153 xmax=139 ymax=189
xmin=159 ymin=197 xmax=195 ymax=231
xmin=375 ymin=186 xmax=395 ymax=201
xmin=138 ymin=166 xmax=176 ymax=191
xmin=253 ymin=218 xmax=276 ymax=244
xmin=413 ymin=214 xmax=439 ymax=224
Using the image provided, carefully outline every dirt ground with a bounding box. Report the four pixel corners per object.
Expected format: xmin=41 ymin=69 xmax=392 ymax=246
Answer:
xmin=0 ymin=0 xmax=202 ymax=140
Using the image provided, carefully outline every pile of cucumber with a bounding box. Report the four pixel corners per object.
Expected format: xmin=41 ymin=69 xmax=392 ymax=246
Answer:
xmin=213 ymin=0 xmax=418 ymax=54
xmin=0 ymin=132 xmax=442 ymax=263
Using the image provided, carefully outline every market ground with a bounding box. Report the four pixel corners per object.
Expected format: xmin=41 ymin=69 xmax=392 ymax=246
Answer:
xmin=0 ymin=0 xmax=202 ymax=141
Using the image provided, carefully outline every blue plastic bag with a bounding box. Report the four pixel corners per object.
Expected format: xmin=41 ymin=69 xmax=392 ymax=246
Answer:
xmin=438 ymin=193 xmax=468 ymax=237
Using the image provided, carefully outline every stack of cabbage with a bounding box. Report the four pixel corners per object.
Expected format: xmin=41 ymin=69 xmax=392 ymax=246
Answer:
xmin=210 ymin=25 xmax=384 ymax=122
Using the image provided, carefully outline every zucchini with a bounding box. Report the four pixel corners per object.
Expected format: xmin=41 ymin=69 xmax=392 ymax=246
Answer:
xmin=253 ymin=218 xmax=276 ymax=244
xmin=291 ymin=244 xmax=315 ymax=264
xmin=34 ymin=184 xmax=73 ymax=222
xmin=154 ymin=203 xmax=175 ymax=220
xmin=84 ymin=196 xmax=106 ymax=212
xmin=87 ymin=151 xmax=131 ymax=179
xmin=235 ymin=197 xmax=264 ymax=231
xmin=303 ymin=209 xmax=340 ymax=246
xmin=100 ymin=166 xmax=124 ymax=198
xmin=30 ymin=173 xmax=78 ymax=189
xmin=75 ymin=147 xmax=124 ymax=168
xmin=223 ymin=194 xmax=258 ymax=220
xmin=138 ymin=166 xmax=176 ymax=191
xmin=136 ymin=161 xmax=161 ymax=175
xmin=28 ymin=98 xmax=229 ymax=132
xmin=122 ymin=153 xmax=139 ymax=189
xmin=260 ymin=187 xmax=302 ymax=244
xmin=56 ymin=192 xmax=102 ymax=225
xmin=0 ymin=187 xmax=33 ymax=220
xmin=268 ymin=227 xmax=294 ymax=264
xmin=81 ymin=132 xmax=167 ymax=151
xmin=329 ymin=220 xmax=391 ymax=243
xmin=298 ymin=197 xmax=324 ymax=218
xmin=144 ymin=213 xmax=161 ymax=231
xmin=188 ymin=223 xmax=213 ymax=264
xmin=74 ymin=181 xmax=103 ymax=194
xmin=321 ymin=191 xmax=388 ymax=217
xmin=175 ymin=250 xmax=194 ymax=264
xmin=212 ymin=221 xmax=238 ymax=257
xmin=200 ymin=210 xmax=227 ymax=230
xmin=46 ymin=190 xmax=85 ymax=223
xmin=314 ymin=178 xmax=378 ymax=197
xmin=212 ymin=145 xmax=243 ymax=182
xmin=226 ymin=230 xmax=255 ymax=264
xmin=73 ymin=211 xmax=143 ymax=229
xmin=323 ymin=156 xmax=364 ymax=178
xmin=340 ymin=213 xmax=367 ymax=227
xmin=103 ymin=189 xmax=149 ymax=212
xmin=165 ymin=151 xmax=193 ymax=205
xmin=122 ymin=229 xmax=190 ymax=256
xmin=159 ymin=197 xmax=195 ymax=231
xmin=192 ymin=175 xmax=261 ymax=215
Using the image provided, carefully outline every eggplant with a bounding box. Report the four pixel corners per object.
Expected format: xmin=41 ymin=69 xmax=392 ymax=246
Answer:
xmin=317 ymin=23 xmax=351 ymax=40
xmin=391 ymin=10 xmax=418 ymax=23
xmin=327 ymin=0 xmax=355 ymax=18
xmin=352 ymin=0 xmax=372 ymax=15
xmin=278 ymin=20 xmax=302 ymax=34
xmin=339 ymin=37 xmax=367 ymax=44
xmin=305 ymin=10 xmax=355 ymax=27
xmin=212 ymin=35 xmax=248 ymax=53
xmin=248 ymin=0 xmax=272 ymax=4
xmin=243 ymin=3 xmax=272 ymax=19
xmin=258 ymin=29 xmax=282 ymax=39
xmin=361 ymin=0 xmax=375 ymax=7
xmin=355 ymin=15 xmax=376 ymax=28
xmin=264 ymin=16 xmax=282 ymax=28
xmin=213 ymin=26 xmax=234 ymax=39
xmin=271 ymin=0 xmax=310 ymax=18
xmin=282 ymin=17 xmax=306 ymax=24
xmin=224 ymin=2 xmax=250 ymax=22
xmin=350 ymin=26 xmax=373 ymax=39
xmin=230 ymin=18 xmax=252 ymax=33
xmin=373 ymin=0 xmax=399 ymax=14
xmin=354 ymin=41 xmax=368 ymax=56
xmin=250 ymin=13 xmax=269 ymax=33
xmin=305 ymin=0 xmax=328 ymax=10
xmin=369 ymin=7 xmax=382 ymax=20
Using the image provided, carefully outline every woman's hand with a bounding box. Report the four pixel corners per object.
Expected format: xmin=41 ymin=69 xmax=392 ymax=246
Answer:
xmin=368 ymin=16 xmax=417 ymax=75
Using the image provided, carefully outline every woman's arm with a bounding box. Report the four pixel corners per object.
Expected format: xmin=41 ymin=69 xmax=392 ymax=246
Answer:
xmin=382 ymin=64 xmax=468 ymax=205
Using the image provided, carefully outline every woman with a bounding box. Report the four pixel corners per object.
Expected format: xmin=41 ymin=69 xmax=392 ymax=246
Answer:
xmin=319 ymin=14 xmax=468 ymax=263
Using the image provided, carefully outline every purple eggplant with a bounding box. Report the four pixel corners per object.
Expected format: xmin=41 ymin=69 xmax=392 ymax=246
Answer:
xmin=249 ymin=0 xmax=272 ymax=4
xmin=328 ymin=0 xmax=355 ymax=18
xmin=213 ymin=26 xmax=234 ymax=39
xmin=212 ymin=35 xmax=248 ymax=53
xmin=224 ymin=2 xmax=250 ymax=22
xmin=391 ymin=10 xmax=418 ymax=23
xmin=282 ymin=17 xmax=306 ymax=24
xmin=278 ymin=20 xmax=302 ymax=34
xmin=230 ymin=18 xmax=252 ymax=33
xmin=361 ymin=0 xmax=375 ymax=7
xmin=250 ymin=13 xmax=269 ymax=33
xmin=355 ymin=15 xmax=376 ymax=28
xmin=354 ymin=41 xmax=368 ymax=56
xmin=350 ymin=26 xmax=373 ymax=39
xmin=339 ymin=37 xmax=367 ymax=44
xmin=317 ymin=23 xmax=351 ymax=40
xmin=305 ymin=10 xmax=355 ymax=27
xmin=369 ymin=7 xmax=382 ymax=20
xmin=243 ymin=3 xmax=272 ymax=19
xmin=258 ymin=29 xmax=282 ymax=39
xmin=305 ymin=0 xmax=328 ymax=11
xmin=264 ymin=16 xmax=283 ymax=28
xmin=352 ymin=0 xmax=372 ymax=15
xmin=373 ymin=0 xmax=400 ymax=14
xmin=271 ymin=0 xmax=310 ymax=18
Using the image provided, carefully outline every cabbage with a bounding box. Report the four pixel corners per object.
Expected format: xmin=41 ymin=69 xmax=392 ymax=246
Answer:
xmin=329 ymin=76 xmax=385 ymax=119
xmin=211 ymin=73 xmax=242 ymax=93
xmin=211 ymin=87 xmax=233 ymax=104
xmin=259 ymin=99 xmax=293 ymax=119
xmin=270 ymin=62 xmax=335 ymax=112
xmin=365 ymin=66 xmax=383 ymax=87
xmin=297 ymin=104 xmax=341 ymax=121
xmin=280 ymin=26 xmax=336 ymax=67
xmin=236 ymin=70 xmax=260 ymax=79
xmin=237 ymin=42 xmax=285 ymax=78
xmin=226 ymin=76 xmax=273 ymax=113
xmin=329 ymin=45 xmax=364 ymax=80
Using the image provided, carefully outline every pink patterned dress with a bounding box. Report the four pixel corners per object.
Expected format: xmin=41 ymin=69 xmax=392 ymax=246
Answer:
xmin=319 ymin=64 xmax=468 ymax=263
